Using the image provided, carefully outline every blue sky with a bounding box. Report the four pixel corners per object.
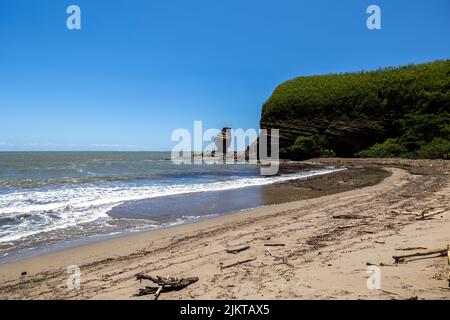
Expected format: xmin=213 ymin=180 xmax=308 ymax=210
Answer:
xmin=0 ymin=0 xmax=449 ymax=151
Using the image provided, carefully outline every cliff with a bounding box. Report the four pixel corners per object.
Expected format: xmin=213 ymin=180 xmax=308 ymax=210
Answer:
xmin=260 ymin=60 xmax=450 ymax=159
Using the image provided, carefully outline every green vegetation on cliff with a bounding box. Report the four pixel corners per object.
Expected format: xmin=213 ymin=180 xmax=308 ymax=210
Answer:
xmin=261 ymin=60 xmax=450 ymax=159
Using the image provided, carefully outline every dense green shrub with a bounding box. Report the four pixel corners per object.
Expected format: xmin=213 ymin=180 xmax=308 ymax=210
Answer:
xmin=356 ymin=139 xmax=409 ymax=158
xmin=320 ymin=149 xmax=337 ymax=158
xmin=290 ymin=136 xmax=323 ymax=160
xmin=262 ymin=60 xmax=450 ymax=123
xmin=397 ymin=114 xmax=450 ymax=150
xmin=417 ymin=138 xmax=450 ymax=159
xmin=356 ymin=114 xmax=450 ymax=158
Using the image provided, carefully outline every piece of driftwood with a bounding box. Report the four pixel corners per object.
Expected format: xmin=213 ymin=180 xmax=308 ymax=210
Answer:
xmin=395 ymin=247 xmax=428 ymax=251
xmin=366 ymin=262 xmax=392 ymax=267
xmin=416 ymin=208 xmax=448 ymax=220
xmin=265 ymin=248 xmax=293 ymax=267
xmin=337 ymin=225 xmax=355 ymax=230
xmin=220 ymin=257 xmax=257 ymax=269
xmin=447 ymin=244 xmax=450 ymax=265
xmin=264 ymin=243 xmax=285 ymax=247
xmin=226 ymin=245 xmax=250 ymax=254
xmin=154 ymin=285 xmax=163 ymax=300
xmin=379 ymin=289 xmax=400 ymax=296
xmin=391 ymin=209 xmax=415 ymax=215
xmin=393 ymin=248 xmax=447 ymax=263
xmin=134 ymin=274 xmax=199 ymax=298
xmin=447 ymin=244 xmax=450 ymax=287
xmin=332 ymin=214 xmax=367 ymax=219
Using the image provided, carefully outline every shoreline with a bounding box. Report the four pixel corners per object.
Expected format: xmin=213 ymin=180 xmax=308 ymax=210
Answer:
xmin=0 ymin=164 xmax=384 ymax=264
xmin=0 ymin=159 xmax=448 ymax=300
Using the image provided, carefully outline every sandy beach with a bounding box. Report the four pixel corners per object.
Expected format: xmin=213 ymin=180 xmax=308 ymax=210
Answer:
xmin=0 ymin=159 xmax=449 ymax=300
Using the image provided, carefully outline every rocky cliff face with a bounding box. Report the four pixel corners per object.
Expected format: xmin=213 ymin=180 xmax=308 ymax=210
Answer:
xmin=259 ymin=60 xmax=450 ymax=159
xmin=260 ymin=117 xmax=389 ymax=158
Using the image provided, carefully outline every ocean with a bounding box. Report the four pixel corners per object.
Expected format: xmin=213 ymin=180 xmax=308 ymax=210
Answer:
xmin=0 ymin=152 xmax=342 ymax=262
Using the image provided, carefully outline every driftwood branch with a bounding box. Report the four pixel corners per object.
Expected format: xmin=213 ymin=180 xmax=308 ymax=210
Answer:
xmin=154 ymin=286 xmax=163 ymax=300
xmin=265 ymin=248 xmax=293 ymax=267
xmin=366 ymin=262 xmax=392 ymax=267
xmin=415 ymin=208 xmax=447 ymax=220
xmin=226 ymin=245 xmax=250 ymax=254
xmin=393 ymin=248 xmax=447 ymax=263
xmin=220 ymin=257 xmax=257 ymax=269
xmin=447 ymin=244 xmax=450 ymax=265
xmin=395 ymin=247 xmax=428 ymax=251
xmin=337 ymin=225 xmax=355 ymax=230
xmin=447 ymin=244 xmax=450 ymax=287
xmin=333 ymin=214 xmax=368 ymax=219
xmin=134 ymin=274 xmax=199 ymax=298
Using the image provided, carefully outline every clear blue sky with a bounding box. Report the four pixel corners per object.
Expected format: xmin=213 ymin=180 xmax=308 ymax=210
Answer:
xmin=0 ymin=0 xmax=449 ymax=151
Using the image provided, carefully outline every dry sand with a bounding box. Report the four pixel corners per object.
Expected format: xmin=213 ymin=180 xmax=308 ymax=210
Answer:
xmin=0 ymin=159 xmax=449 ymax=300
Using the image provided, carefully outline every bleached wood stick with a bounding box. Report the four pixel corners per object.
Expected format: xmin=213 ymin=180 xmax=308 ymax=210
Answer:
xmin=416 ymin=208 xmax=448 ymax=220
xmin=447 ymin=244 xmax=450 ymax=287
xmin=395 ymin=247 xmax=428 ymax=251
xmin=220 ymin=257 xmax=257 ymax=269
xmin=393 ymin=248 xmax=447 ymax=263
xmin=154 ymin=286 xmax=163 ymax=300
xmin=226 ymin=245 xmax=250 ymax=254
xmin=447 ymin=244 xmax=450 ymax=265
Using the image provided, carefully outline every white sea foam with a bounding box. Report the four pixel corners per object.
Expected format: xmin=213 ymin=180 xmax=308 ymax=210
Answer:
xmin=0 ymin=167 xmax=345 ymax=243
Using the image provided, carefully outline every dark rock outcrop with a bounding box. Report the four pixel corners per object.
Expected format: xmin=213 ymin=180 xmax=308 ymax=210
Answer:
xmin=260 ymin=117 xmax=388 ymax=158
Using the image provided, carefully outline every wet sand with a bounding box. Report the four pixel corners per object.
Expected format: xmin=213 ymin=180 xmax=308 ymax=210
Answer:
xmin=0 ymin=159 xmax=448 ymax=300
xmin=0 ymin=164 xmax=383 ymax=263
xmin=109 ymin=166 xmax=389 ymax=223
